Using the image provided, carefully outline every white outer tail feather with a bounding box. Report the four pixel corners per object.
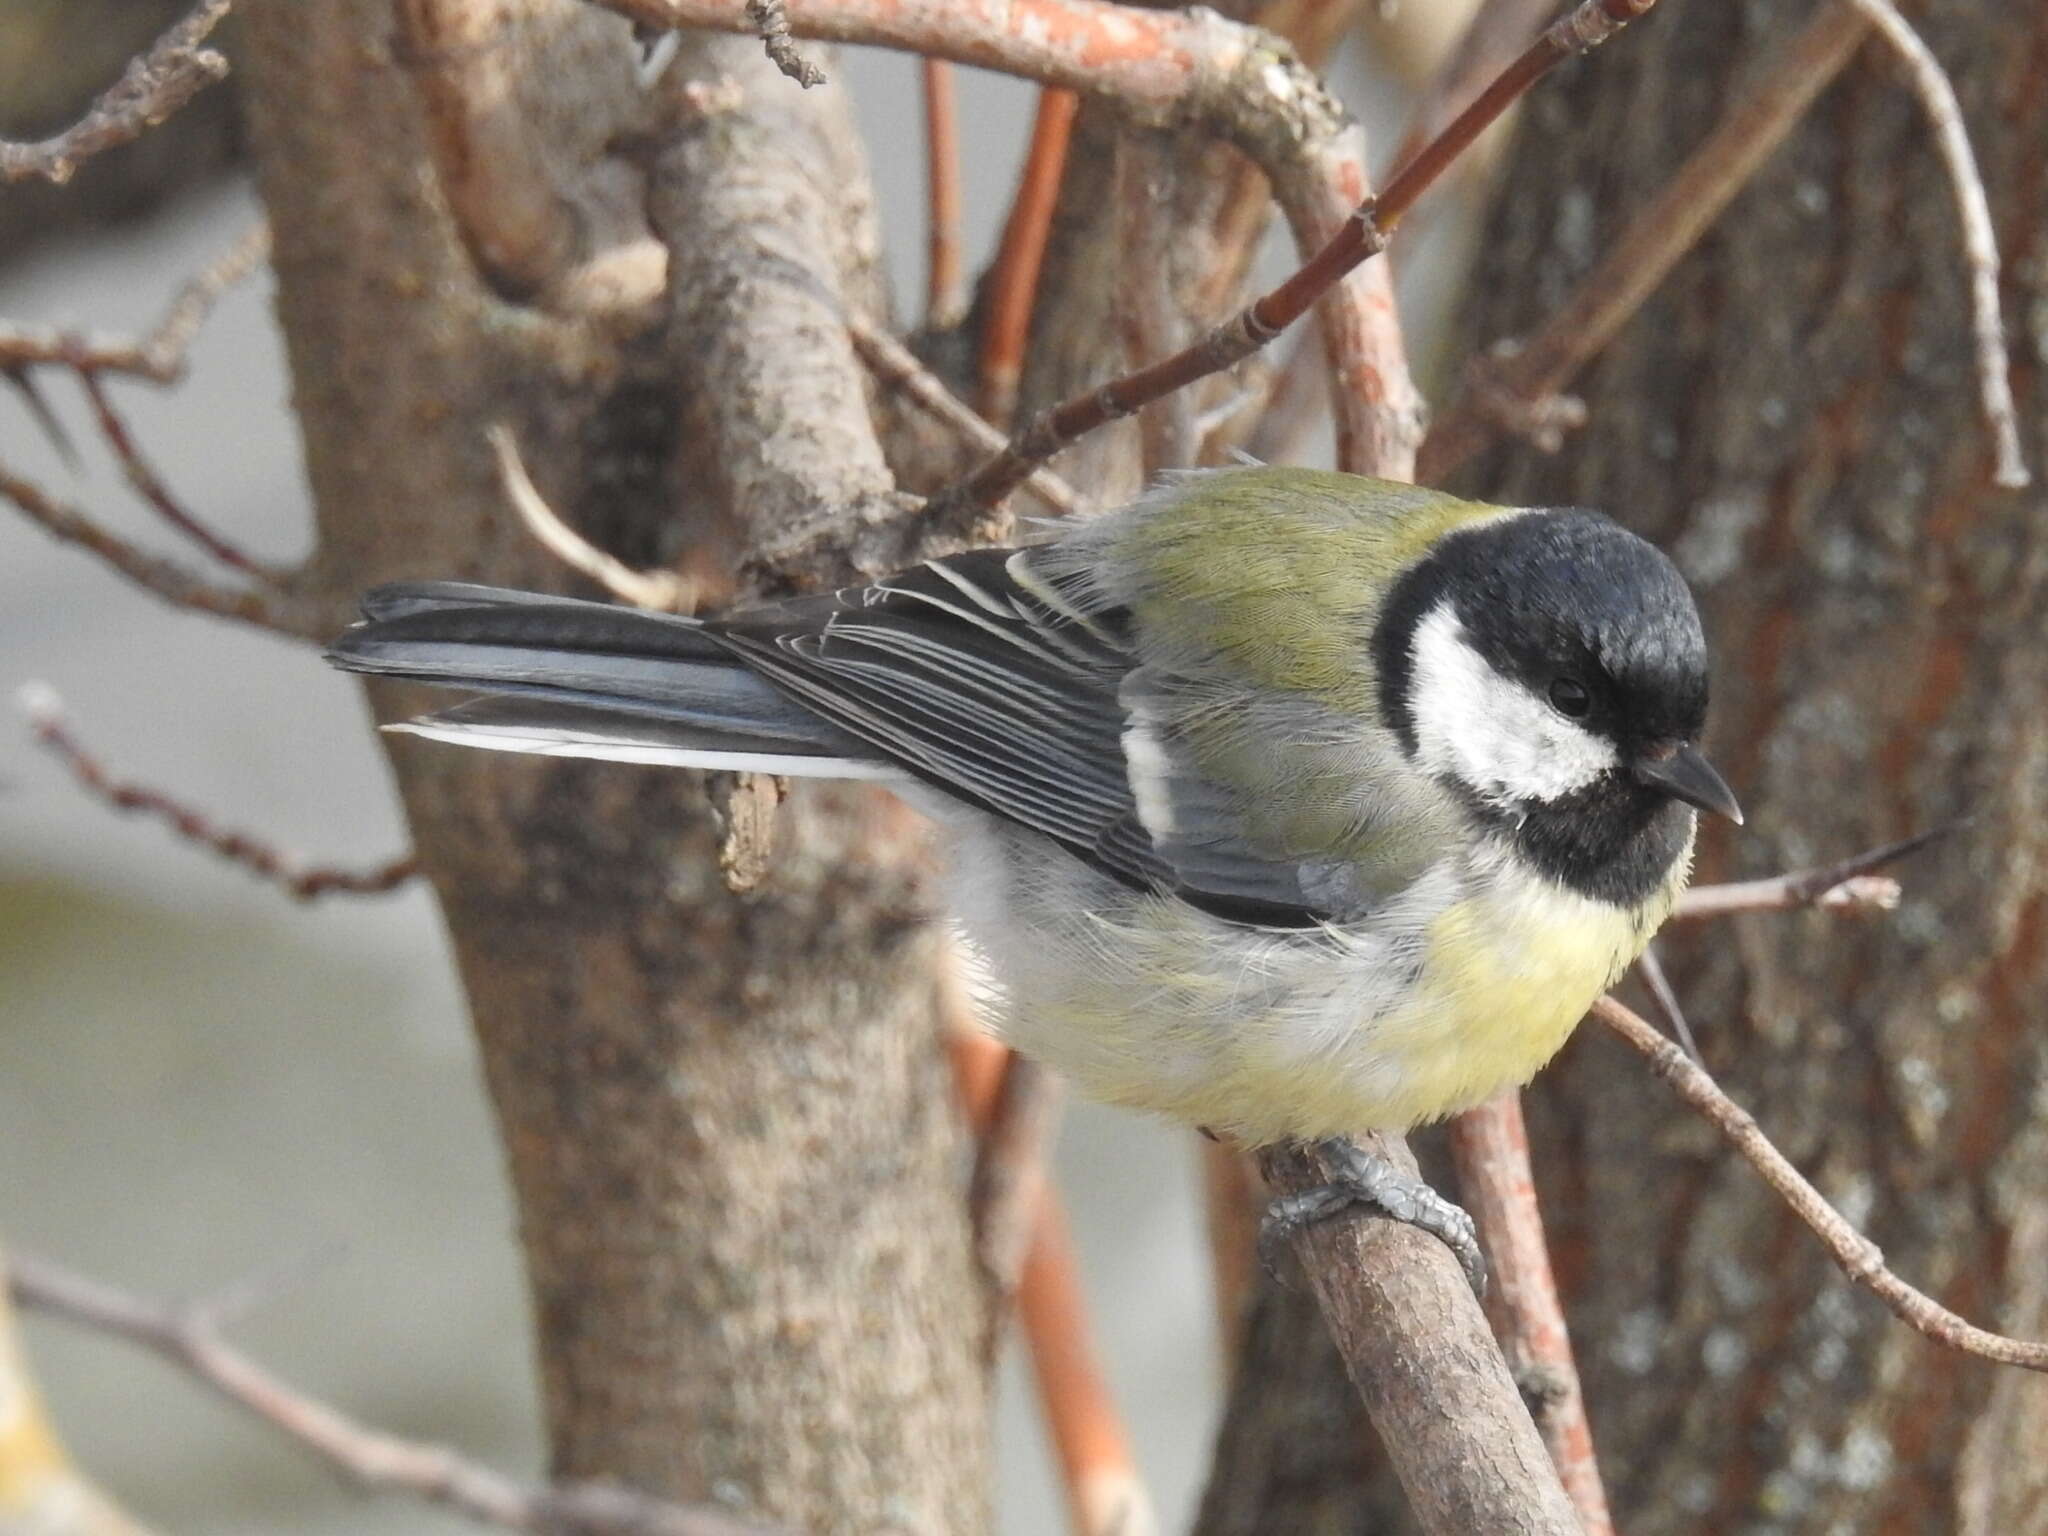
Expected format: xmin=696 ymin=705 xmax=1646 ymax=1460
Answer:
xmin=384 ymin=720 xmax=906 ymax=779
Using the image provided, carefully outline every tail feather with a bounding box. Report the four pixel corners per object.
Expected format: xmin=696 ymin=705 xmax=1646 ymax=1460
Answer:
xmin=328 ymin=583 xmax=883 ymax=776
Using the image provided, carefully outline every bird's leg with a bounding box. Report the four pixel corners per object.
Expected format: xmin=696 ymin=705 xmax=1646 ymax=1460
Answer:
xmin=1260 ymin=1136 xmax=1488 ymax=1294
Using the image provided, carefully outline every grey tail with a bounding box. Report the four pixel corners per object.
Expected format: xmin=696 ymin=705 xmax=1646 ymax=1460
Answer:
xmin=326 ymin=583 xmax=895 ymax=778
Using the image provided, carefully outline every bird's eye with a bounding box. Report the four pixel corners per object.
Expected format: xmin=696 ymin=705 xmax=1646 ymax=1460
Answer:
xmin=1549 ymin=677 xmax=1592 ymax=718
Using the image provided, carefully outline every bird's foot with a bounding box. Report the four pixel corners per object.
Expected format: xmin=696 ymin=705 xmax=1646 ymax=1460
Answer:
xmin=1259 ymin=1137 xmax=1487 ymax=1295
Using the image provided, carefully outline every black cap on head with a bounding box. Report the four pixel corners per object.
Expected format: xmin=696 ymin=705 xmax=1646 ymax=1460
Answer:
xmin=1375 ymin=508 xmax=1710 ymax=758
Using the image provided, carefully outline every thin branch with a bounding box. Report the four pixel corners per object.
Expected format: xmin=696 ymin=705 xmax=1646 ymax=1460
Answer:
xmin=1446 ymin=1093 xmax=1615 ymax=1536
xmin=1594 ymin=996 xmax=2048 ymax=1372
xmin=0 ymin=0 xmax=233 ymax=185
xmin=0 ymin=459 xmax=325 ymax=640
xmin=1389 ymin=0 xmax=1559 ymax=174
xmin=1198 ymin=1138 xmax=1260 ymax=1365
xmin=844 ymin=316 xmax=1085 ymax=517
xmin=979 ymin=87 xmax=1079 ymax=422
xmin=943 ymin=995 xmax=1154 ymax=1536
xmin=1634 ymin=942 xmax=1703 ymax=1064
xmin=1834 ymin=0 xmax=2027 ymax=488
xmin=0 ymin=222 xmax=271 ymax=385
xmin=20 ymin=684 xmax=419 ymax=900
xmin=920 ymin=58 xmax=965 ymax=328
xmin=7 ymin=1251 xmax=784 ymax=1536
xmin=931 ymin=0 xmax=1662 ymax=517
xmin=77 ymin=371 xmax=274 ymax=578
xmin=489 ymin=425 xmax=696 ymax=611
xmin=1672 ymin=823 xmax=1956 ymax=920
xmin=1259 ymin=1139 xmax=1584 ymax=1534
xmin=745 ymin=0 xmax=826 ymax=88
xmin=1421 ymin=0 xmax=2027 ymax=488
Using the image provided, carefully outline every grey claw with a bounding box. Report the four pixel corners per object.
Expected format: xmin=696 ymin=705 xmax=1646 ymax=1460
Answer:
xmin=1258 ymin=1138 xmax=1489 ymax=1296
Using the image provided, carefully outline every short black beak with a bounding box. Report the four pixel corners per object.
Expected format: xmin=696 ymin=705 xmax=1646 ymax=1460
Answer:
xmin=1634 ymin=742 xmax=1744 ymax=825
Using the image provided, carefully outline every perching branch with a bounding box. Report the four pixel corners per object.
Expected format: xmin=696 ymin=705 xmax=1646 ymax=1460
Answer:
xmin=6 ymin=1251 xmax=785 ymax=1536
xmin=1259 ymin=1139 xmax=1584 ymax=1535
xmin=20 ymin=685 xmax=419 ymax=900
xmin=1594 ymin=997 xmax=2048 ymax=1373
xmin=0 ymin=0 xmax=233 ymax=185
xmin=745 ymin=0 xmax=827 ymax=88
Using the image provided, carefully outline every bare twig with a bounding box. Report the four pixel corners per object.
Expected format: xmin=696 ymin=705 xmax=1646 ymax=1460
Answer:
xmin=6 ymin=1251 xmax=783 ymax=1536
xmin=1421 ymin=0 xmax=2028 ymax=488
xmin=979 ymin=87 xmax=1079 ymax=422
xmin=0 ymin=223 xmax=271 ymax=386
xmin=1198 ymin=1139 xmax=1261 ymax=1365
xmin=1673 ymin=823 xmax=1956 ymax=920
xmin=0 ymin=0 xmax=233 ymax=185
xmin=1389 ymin=0 xmax=1558 ymax=173
xmin=77 ymin=372 xmax=273 ymax=578
xmin=20 ymin=685 xmax=419 ymax=900
xmin=1260 ymin=1139 xmax=1583 ymax=1533
xmin=943 ymin=1000 xmax=1155 ymax=1536
xmin=932 ymin=0 xmax=1661 ymax=516
xmin=920 ymin=58 xmax=965 ymax=328
xmin=489 ymin=425 xmax=695 ymax=611
xmin=1119 ymin=136 xmax=1200 ymax=476
xmin=1446 ymin=1093 xmax=1615 ymax=1536
xmin=746 ymin=0 xmax=826 ymax=87
xmin=1595 ymin=996 xmax=2048 ymax=1372
xmin=1634 ymin=941 xmax=1703 ymax=1063
xmin=0 ymin=461 xmax=324 ymax=639
xmin=1834 ymin=0 xmax=2027 ymax=488
xmin=844 ymin=317 xmax=1085 ymax=517
xmin=1017 ymin=1198 xmax=1159 ymax=1536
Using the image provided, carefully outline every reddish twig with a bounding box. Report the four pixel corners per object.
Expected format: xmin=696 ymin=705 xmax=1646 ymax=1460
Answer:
xmin=1389 ymin=0 xmax=1559 ymax=174
xmin=920 ymin=58 xmax=965 ymax=328
xmin=933 ymin=0 xmax=1661 ymax=516
xmin=1594 ymin=996 xmax=2048 ymax=1372
xmin=7 ymin=1251 xmax=782 ymax=1536
xmin=844 ymin=316 xmax=1085 ymax=516
xmin=1198 ymin=1138 xmax=1260 ymax=1365
xmin=20 ymin=685 xmax=418 ymax=901
xmin=1447 ymin=1094 xmax=1615 ymax=1536
xmin=76 ymin=371 xmax=272 ymax=578
xmin=943 ymin=993 xmax=1154 ymax=1536
xmin=0 ymin=221 xmax=269 ymax=384
xmin=1673 ymin=823 xmax=1957 ymax=920
xmin=979 ymin=87 xmax=1079 ymax=422
xmin=968 ymin=1051 xmax=1065 ymax=1310
xmin=0 ymin=461 xmax=324 ymax=639
xmin=0 ymin=0 xmax=232 ymax=185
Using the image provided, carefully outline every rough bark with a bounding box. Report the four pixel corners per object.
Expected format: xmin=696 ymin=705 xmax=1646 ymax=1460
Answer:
xmin=235 ymin=3 xmax=987 ymax=1530
xmin=1449 ymin=3 xmax=2048 ymax=1530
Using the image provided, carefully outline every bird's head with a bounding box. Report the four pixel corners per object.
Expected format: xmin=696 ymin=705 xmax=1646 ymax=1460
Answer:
xmin=1374 ymin=507 xmax=1740 ymax=892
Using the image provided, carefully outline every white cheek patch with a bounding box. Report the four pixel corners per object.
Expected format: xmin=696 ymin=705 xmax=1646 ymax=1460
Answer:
xmin=1407 ymin=602 xmax=1618 ymax=808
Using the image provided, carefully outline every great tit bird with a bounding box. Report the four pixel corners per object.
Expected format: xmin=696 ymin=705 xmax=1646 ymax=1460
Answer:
xmin=328 ymin=467 xmax=1740 ymax=1285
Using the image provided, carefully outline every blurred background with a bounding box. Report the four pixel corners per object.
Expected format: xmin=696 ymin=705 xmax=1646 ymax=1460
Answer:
xmin=0 ymin=9 xmax=1487 ymax=1531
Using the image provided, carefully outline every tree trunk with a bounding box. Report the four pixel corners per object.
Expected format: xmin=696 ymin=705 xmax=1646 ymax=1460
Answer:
xmin=1449 ymin=3 xmax=2048 ymax=1530
xmin=234 ymin=3 xmax=988 ymax=1529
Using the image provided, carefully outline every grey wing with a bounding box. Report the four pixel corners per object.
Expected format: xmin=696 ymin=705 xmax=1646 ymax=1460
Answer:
xmin=709 ymin=547 xmax=1342 ymax=926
